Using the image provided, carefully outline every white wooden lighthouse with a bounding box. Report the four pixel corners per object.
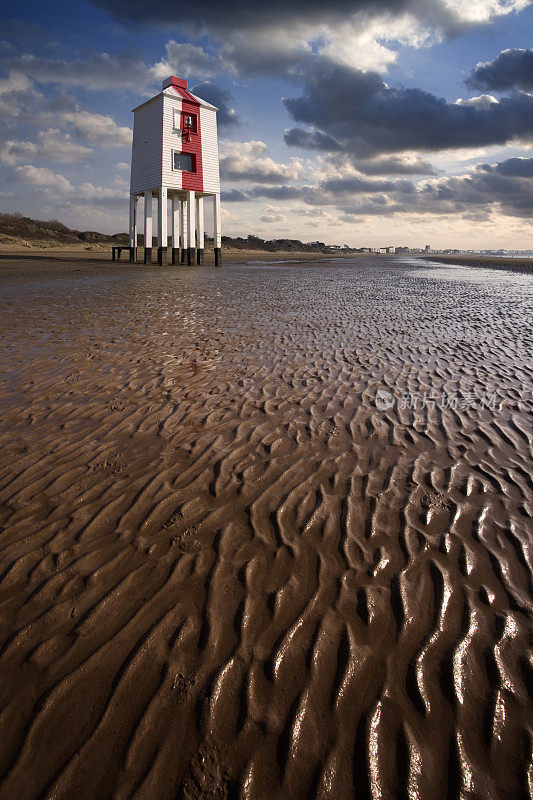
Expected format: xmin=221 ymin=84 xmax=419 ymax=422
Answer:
xmin=128 ymin=76 xmax=222 ymax=266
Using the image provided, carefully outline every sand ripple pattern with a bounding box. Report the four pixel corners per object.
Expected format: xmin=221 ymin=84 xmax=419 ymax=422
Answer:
xmin=0 ymin=258 xmax=532 ymax=800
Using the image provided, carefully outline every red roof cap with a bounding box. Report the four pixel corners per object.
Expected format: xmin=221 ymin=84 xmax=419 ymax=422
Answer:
xmin=162 ymin=76 xmax=188 ymax=90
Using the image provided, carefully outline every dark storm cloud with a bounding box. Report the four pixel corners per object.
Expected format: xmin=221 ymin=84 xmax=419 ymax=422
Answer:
xmin=283 ymin=129 xmax=342 ymax=151
xmin=190 ymin=82 xmax=241 ymax=130
xmin=353 ymin=156 xmax=438 ymax=175
xmin=248 ymin=185 xmax=305 ymax=200
xmin=494 ymin=157 xmax=533 ymax=177
xmin=91 ymin=0 xmax=410 ymax=31
xmin=477 ymin=156 xmax=533 ymax=177
xmin=467 ymin=49 xmax=533 ymax=92
xmin=282 ymin=60 xmax=533 ymax=157
xmin=319 ymin=175 xmax=415 ymax=194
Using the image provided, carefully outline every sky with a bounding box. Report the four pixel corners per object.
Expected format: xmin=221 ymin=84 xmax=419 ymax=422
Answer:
xmin=1 ymin=0 xmax=532 ymax=248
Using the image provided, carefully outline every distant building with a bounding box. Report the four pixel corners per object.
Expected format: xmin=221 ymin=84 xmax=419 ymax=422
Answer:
xmin=425 ymin=244 xmax=430 ymax=251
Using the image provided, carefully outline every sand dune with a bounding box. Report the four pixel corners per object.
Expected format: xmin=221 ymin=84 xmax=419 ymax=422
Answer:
xmin=0 ymin=255 xmax=531 ymax=799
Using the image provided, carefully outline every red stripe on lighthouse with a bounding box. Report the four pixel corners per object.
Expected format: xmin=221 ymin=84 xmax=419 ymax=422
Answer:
xmin=177 ymin=87 xmax=203 ymax=192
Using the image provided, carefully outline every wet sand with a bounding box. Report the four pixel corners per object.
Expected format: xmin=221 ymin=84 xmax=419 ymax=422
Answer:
xmin=0 ymin=254 xmax=532 ymax=800
xmin=420 ymin=254 xmax=533 ymax=274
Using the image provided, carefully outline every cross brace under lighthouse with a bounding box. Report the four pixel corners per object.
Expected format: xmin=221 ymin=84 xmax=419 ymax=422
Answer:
xmin=128 ymin=76 xmax=222 ymax=266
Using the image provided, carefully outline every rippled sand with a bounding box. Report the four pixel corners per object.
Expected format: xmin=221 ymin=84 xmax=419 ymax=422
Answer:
xmin=0 ymin=255 xmax=532 ymax=800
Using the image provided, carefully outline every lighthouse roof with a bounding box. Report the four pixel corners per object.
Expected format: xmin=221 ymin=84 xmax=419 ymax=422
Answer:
xmin=131 ymin=76 xmax=218 ymax=113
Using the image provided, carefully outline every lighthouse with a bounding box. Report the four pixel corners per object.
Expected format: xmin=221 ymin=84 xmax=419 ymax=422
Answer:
xmin=128 ymin=76 xmax=222 ymax=266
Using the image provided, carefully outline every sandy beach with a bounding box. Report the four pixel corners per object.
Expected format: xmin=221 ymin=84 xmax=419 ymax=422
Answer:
xmin=0 ymin=251 xmax=531 ymax=800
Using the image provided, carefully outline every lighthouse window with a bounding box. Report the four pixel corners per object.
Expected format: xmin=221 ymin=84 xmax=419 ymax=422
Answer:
xmin=173 ymin=151 xmax=195 ymax=172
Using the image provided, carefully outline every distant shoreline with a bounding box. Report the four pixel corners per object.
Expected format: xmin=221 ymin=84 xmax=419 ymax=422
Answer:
xmin=418 ymin=253 xmax=533 ymax=273
xmin=1 ymin=246 xmax=532 ymax=274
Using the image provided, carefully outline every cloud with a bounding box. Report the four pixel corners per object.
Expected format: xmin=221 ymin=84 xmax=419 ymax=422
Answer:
xmin=259 ymin=204 xmax=287 ymax=222
xmin=158 ymin=41 xmax=222 ymax=79
xmin=221 ymin=188 xmax=249 ymax=202
xmin=190 ymin=82 xmax=241 ymax=130
xmin=0 ymin=71 xmax=31 ymax=95
xmin=56 ymin=109 xmax=132 ymax=147
xmin=339 ymin=196 xmax=402 ymax=217
xmin=5 ymin=51 xmax=161 ymax=91
xmin=467 ymin=49 xmax=533 ymax=92
xmin=42 ymin=200 xmax=128 ymax=231
xmin=249 ymin=184 xmax=307 ymax=200
xmin=308 ymin=152 xmax=438 ymax=176
xmin=76 ymin=182 xmax=126 ymax=205
xmin=417 ymin=161 xmax=533 ymax=217
xmin=217 ymin=26 xmax=314 ymax=76
xmin=220 ymin=140 xmax=303 ymax=182
xmin=1 ymin=140 xmax=39 ymax=166
xmin=0 ymin=70 xmax=36 ymax=116
xmin=316 ymin=12 xmax=436 ymax=73
xmin=232 ymin=153 xmax=533 ymax=220
xmin=319 ymin=175 xmax=415 ymax=195
xmin=7 ymin=163 xmax=126 ymax=207
xmin=92 ymin=0 xmax=411 ymax=30
xmin=0 ymin=40 xmax=238 ymax=136
xmin=259 ymin=211 xmax=287 ymax=223
xmin=338 ymin=156 xmax=533 ymax=218
xmin=284 ymin=128 xmax=342 ymax=151
xmin=455 ymin=93 xmax=498 ymax=110
xmin=9 ymin=165 xmax=73 ymax=193
xmin=294 ymin=207 xmax=344 ymax=225
xmin=1 ymin=130 xmax=92 ymax=165
xmin=353 ymin=155 xmax=438 ymax=175
xmin=481 ymin=156 xmax=533 ymax=176
xmin=0 ymin=83 xmax=131 ymax=182
xmin=247 ymin=173 xmax=415 ymax=207
xmin=1 ymin=1 xmax=528 ymax=114
xmin=283 ymin=59 xmax=533 ymax=157
xmin=0 ymin=37 xmax=230 ymax=111
xmin=433 ymin=0 xmax=529 ymax=29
